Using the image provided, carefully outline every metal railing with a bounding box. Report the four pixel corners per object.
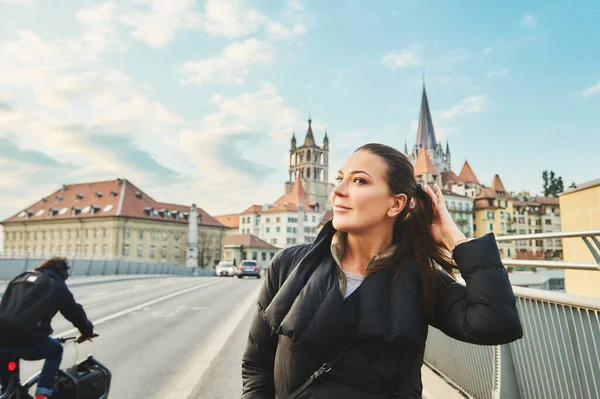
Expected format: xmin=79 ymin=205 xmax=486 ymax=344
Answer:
xmin=424 ymin=229 xmax=600 ymax=399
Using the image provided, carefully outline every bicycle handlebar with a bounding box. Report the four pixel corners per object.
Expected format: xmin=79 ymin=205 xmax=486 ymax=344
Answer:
xmin=57 ymin=333 xmax=99 ymax=344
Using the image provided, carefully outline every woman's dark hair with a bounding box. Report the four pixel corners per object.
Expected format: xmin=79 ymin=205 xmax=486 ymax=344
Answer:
xmin=35 ymin=257 xmax=70 ymax=280
xmin=355 ymin=143 xmax=454 ymax=318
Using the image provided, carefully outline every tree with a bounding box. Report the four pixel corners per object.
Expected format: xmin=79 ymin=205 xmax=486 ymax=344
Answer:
xmin=542 ymin=170 xmax=564 ymax=197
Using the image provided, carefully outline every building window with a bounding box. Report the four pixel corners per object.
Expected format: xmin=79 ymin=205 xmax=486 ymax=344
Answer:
xmin=125 ymin=228 xmax=131 ymax=239
xmin=103 ymin=245 xmax=108 ymax=255
xmin=271 ymin=238 xmax=277 ymax=244
xmin=150 ymin=246 xmax=155 ymax=258
xmin=304 ymin=215 xmax=307 ymax=222
xmin=103 ymin=229 xmax=107 ymax=238
xmin=123 ymin=245 xmax=129 ymax=256
xmin=262 ymin=252 xmax=267 ymax=261
xmin=162 ymin=246 xmax=167 ymax=258
xmin=487 ymin=211 xmax=494 ymax=219
xmin=489 ymin=223 xmax=493 ymax=231
xmin=93 ymin=229 xmax=98 ymax=238
xmin=93 ymin=244 xmax=98 ymax=254
xmin=252 ymin=251 xmax=257 ymax=260
xmin=276 ymin=227 xmax=280 ymax=233
xmin=162 ymin=232 xmax=168 ymax=241
xmin=266 ymin=227 xmax=270 ymax=233
xmin=139 ymin=230 xmax=144 ymax=240
xmin=174 ymin=233 xmax=179 ymax=242
xmin=276 ymin=217 xmax=281 ymax=223
xmin=137 ymin=245 xmax=143 ymax=257
xmin=266 ymin=217 xmax=271 ymax=223
xmin=68 ymin=230 xmax=72 ymax=239
xmin=174 ymin=247 xmax=179 ymax=257
xmin=507 ymin=249 xmax=511 ymax=257
xmin=76 ymin=230 xmax=80 ymax=238
xmin=75 ymin=245 xmax=80 ymax=254
xmin=151 ymin=231 xmax=156 ymax=241
xmin=84 ymin=245 xmax=88 ymax=254
xmin=85 ymin=229 xmax=89 ymax=239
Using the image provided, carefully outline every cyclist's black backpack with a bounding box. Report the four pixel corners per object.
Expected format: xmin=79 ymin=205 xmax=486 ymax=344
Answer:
xmin=0 ymin=271 xmax=55 ymax=336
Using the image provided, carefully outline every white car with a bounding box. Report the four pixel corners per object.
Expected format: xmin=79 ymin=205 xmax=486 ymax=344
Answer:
xmin=215 ymin=261 xmax=236 ymax=277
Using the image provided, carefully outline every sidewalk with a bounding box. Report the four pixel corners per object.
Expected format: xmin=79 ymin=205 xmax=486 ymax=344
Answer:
xmin=422 ymin=364 xmax=466 ymax=399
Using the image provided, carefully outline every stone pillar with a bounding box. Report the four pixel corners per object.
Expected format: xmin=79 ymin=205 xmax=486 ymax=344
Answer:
xmin=186 ymin=204 xmax=198 ymax=267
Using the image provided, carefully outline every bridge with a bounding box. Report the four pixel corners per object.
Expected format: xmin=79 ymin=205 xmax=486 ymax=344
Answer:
xmin=1 ymin=229 xmax=599 ymax=398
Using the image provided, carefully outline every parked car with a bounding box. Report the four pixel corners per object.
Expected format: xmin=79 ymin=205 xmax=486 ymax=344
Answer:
xmin=215 ymin=261 xmax=236 ymax=277
xmin=236 ymin=260 xmax=261 ymax=279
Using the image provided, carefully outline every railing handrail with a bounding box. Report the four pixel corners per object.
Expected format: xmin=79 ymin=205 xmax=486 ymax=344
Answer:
xmin=512 ymin=285 xmax=600 ymax=311
xmin=502 ymin=259 xmax=599 ymax=271
xmin=495 ymin=229 xmax=600 ymax=241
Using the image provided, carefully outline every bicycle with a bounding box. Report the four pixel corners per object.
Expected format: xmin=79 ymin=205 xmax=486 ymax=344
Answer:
xmin=0 ymin=336 xmax=111 ymax=399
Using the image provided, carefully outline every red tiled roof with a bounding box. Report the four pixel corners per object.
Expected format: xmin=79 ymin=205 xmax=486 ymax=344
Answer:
xmin=223 ymin=234 xmax=277 ymax=249
xmin=441 ymin=170 xmax=462 ymax=186
xmin=215 ymin=213 xmax=240 ymax=229
xmin=1 ymin=178 xmax=224 ymax=227
xmin=241 ymin=205 xmax=263 ymax=215
xmin=491 ymin=174 xmax=507 ymax=192
xmin=265 ymin=175 xmax=319 ymax=213
xmin=458 ymin=161 xmax=479 ymax=184
xmin=413 ymin=150 xmax=439 ymax=176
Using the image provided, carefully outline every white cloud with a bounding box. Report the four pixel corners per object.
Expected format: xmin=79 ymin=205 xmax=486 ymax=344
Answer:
xmin=441 ymin=96 xmax=485 ymax=119
xmin=201 ymin=0 xmax=267 ymax=38
xmin=76 ymin=2 xmax=120 ymax=53
xmin=440 ymin=48 xmax=470 ymax=63
xmin=582 ymin=80 xmax=600 ymax=99
xmin=265 ymin=21 xmax=306 ymax=40
xmin=2 ymin=0 xmax=34 ymax=5
xmin=482 ymin=47 xmax=493 ymax=55
xmin=520 ymin=14 xmax=537 ymax=28
xmin=382 ymin=48 xmax=421 ymax=69
xmin=180 ymin=39 xmax=274 ymax=85
xmin=485 ymin=68 xmax=509 ymax=78
xmin=122 ymin=0 xmax=200 ymax=48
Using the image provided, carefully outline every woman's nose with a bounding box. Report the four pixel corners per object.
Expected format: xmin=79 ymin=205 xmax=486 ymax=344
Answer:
xmin=333 ymin=181 xmax=347 ymax=197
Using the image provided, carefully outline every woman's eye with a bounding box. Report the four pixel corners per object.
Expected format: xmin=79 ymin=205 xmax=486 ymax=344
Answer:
xmin=353 ymin=178 xmax=366 ymax=184
xmin=335 ymin=176 xmax=343 ymax=183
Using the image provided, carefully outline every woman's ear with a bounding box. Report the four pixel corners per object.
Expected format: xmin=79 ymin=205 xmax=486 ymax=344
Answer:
xmin=388 ymin=193 xmax=408 ymax=218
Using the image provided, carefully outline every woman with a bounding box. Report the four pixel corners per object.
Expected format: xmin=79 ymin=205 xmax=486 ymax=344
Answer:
xmin=242 ymin=143 xmax=523 ymax=399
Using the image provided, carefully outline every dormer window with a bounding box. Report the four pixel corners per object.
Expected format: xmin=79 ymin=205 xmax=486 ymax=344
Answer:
xmin=72 ymin=207 xmax=82 ymax=216
xmin=76 ymin=193 xmax=84 ymax=200
xmin=91 ymin=205 xmax=102 ymax=215
xmin=135 ymin=192 xmax=142 ymax=199
xmin=49 ymin=208 xmax=59 ymax=216
xmin=110 ymin=191 xmax=118 ymax=197
xmin=55 ymin=195 xmax=63 ymax=202
xmin=95 ymin=192 xmax=103 ymax=198
xmin=144 ymin=207 xmax=154 ymax=216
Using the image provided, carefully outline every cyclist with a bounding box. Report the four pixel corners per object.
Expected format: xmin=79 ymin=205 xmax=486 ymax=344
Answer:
xmin=0 ymin=257 xmax=96 ymax=399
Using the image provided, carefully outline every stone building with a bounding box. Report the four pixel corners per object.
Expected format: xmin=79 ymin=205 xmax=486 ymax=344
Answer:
xmin=1 ymin=179 xmax=226 ymax=266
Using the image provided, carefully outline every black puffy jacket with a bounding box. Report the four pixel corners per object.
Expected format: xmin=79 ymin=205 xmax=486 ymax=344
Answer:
xmin=242 ymin=221 xmax=523 ymax=398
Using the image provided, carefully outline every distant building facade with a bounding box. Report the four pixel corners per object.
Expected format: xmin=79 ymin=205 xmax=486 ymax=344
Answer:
xmin=1 ymin=179 xmax=226 ymax=266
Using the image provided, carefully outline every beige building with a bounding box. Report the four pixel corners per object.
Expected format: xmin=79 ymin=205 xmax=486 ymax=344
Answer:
xmin=221 ymin=234 xmax=278 ymax=268
xmin=512 ymin=194 xmax=562 ymax=260
xmin=559 ymin=179 xmax=600 ymax=297
xmin=473 ymin=176 xmax=516 ymax=259
xmin=1 ymin=179 xmax=226 ymax=266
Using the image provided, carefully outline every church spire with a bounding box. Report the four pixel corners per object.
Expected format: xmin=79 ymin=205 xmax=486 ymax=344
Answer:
xmin=415 ymin=81 xmax=438 ymax=150
xmin=446 ymin=140 xmax=450 ymax=154
xmin=291 ymin=131 xmax=297 ymax=150
xmin=323 ymin=129 xmax=329 ymax=149
xmin=404 ymin=140 xmax=408 ymax=155
xmin=303 ymin=118 xmax=315 ymax=146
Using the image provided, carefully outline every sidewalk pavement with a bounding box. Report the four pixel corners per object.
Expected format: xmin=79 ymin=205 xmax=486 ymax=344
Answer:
xmin=422 ymin=364 xmax=466 ymax=399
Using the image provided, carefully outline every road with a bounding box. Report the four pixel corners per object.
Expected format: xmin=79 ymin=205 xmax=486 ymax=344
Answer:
xmin=14 ymin=275 xmax=262 ymax=398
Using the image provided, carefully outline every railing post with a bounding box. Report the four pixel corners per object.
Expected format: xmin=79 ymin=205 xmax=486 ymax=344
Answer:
xmin=494 ymin=344 xmax=521 ymax=398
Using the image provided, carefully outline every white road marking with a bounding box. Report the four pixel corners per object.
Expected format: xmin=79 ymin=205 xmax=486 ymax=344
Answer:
xmin=55 ymin=279 xmax=224 ymax=337
xmin=156 ymin=284 xmax=261 ymax=399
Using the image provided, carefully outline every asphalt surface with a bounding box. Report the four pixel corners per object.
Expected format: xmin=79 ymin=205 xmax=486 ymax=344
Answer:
xmin=13 ymin=275 xmax=263 ymax=398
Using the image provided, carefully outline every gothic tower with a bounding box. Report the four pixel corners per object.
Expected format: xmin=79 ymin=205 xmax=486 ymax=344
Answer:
xmin=285 ymin=119 xmax=333 ymax=211
xmin=407 ymin=83 xmax=452 ymax=174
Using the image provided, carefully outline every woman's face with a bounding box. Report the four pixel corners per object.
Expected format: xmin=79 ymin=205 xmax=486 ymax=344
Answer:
xmin=332 ymin=150 xmax=406 ymax=234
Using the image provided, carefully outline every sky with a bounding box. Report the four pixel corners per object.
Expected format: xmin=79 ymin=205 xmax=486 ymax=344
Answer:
xmin=0 ymin=0 xmax=599 ymax=227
